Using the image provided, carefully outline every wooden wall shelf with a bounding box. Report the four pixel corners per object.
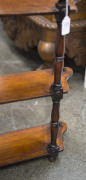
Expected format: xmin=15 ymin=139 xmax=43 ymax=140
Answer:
xmin=0 ymin=0 xmax=77 ymax=167
xmin=0 ymin=67 xmax=72 ymax=166
xmin=0 ymin=67 xmax=72 ymax=104
xmin=0 ymin=0 xmax=77 ymax=16
xmin=0 ymin=122 xmax=67 ymax=166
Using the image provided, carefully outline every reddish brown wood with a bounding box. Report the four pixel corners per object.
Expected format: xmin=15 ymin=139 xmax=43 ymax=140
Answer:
xmin=0 ymin=121 xmax=67 ymax=166
xmin=0 ymin=0 xmax=78 ymax=167
xmin=47 ymin=1 xmax=66 ymax=161
xmin=0 ymin=68 xmax=72 ymax=104
xmin=0 ymin=0 xmax=77 ymax=16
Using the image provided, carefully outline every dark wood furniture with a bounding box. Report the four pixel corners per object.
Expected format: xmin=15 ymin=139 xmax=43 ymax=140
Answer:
xmin=2 ymin=1 xmax=85 ymax=68
xmin=0 ymin=0 xmax=77 ymax=166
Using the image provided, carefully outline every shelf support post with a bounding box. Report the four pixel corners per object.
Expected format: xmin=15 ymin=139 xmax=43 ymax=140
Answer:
xmin=47 ymin=0 xmax=66 ymax=161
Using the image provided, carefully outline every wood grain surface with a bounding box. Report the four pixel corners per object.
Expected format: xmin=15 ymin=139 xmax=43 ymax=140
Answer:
xmin=0 ymin=121 xmax=67 ymax=166
xmin=0 ymin=68 xmax=72 ymax=104
xmin=0 ymin=0 xmax=77 ymax=16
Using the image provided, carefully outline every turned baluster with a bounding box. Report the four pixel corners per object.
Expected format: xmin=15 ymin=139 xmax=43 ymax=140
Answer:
xmin=48 ymin=0 xmax=66 ymax=161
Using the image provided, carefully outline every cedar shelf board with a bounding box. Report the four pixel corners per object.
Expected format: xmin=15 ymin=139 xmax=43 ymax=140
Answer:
xmin=0 ymin=0 xmax=77 ymax=16
xmin=0 ymin=68 xmax=72 ymax=104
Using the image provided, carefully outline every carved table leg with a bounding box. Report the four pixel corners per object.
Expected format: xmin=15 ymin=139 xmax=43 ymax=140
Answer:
xmin=48 ymin=0 xmax=66 ymax=161
xmin=38 ymin=28 xmax=56 ymax=70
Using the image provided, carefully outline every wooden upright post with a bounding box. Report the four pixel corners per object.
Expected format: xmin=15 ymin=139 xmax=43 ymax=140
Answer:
xmin=48 ymin=0 xmax=66 ymax=161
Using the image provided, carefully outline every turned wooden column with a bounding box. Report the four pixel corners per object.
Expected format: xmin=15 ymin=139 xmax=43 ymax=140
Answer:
xmin=47 ymin=0 xmax=66 ymax=161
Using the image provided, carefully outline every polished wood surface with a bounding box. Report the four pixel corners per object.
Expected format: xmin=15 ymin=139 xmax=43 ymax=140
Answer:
xmin=47 ymin=10 xmax=65 ymax=160
xmin=0 ymin=0 xmax=77 ymax=166
xmin=0 ymin=68 xmax=72 ymax=104
xmin=0 ymin=121 xmax=67 ymax=166
xmin=0 ymin=0 xmax=77 ymax=16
